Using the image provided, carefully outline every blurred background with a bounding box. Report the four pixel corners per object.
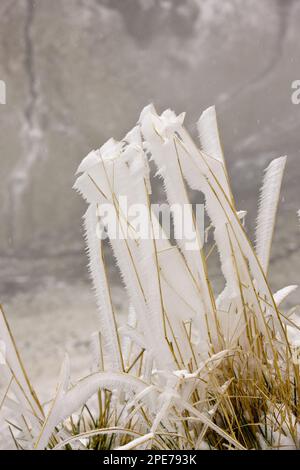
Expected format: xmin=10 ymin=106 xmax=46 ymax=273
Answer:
xmin=0 ymin=0 xmax=299 ymax=397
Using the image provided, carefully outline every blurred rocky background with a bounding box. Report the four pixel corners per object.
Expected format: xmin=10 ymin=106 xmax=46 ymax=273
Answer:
xmin=0 ymin=0 xmax=299 ymax=398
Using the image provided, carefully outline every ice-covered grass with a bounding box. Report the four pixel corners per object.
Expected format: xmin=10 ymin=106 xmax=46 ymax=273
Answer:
xmin=0 ymin=105 xmax=299 ymax=450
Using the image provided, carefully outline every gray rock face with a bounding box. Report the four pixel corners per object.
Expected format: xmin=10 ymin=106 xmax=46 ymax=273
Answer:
xmin=0 ymin=0 xmax=299 ymax=297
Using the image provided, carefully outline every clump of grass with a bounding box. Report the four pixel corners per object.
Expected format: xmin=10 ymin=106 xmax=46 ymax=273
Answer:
xmin=0 ymin=105 xmax=299 ymax=450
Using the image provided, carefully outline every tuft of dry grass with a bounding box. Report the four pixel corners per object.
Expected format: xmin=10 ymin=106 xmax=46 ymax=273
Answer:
xmin=0 ymin=105 xmax=299 ymax=450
